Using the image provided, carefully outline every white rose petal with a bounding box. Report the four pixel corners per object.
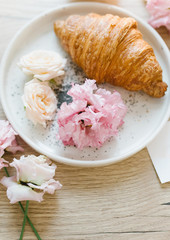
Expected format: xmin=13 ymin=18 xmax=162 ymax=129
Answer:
xmin=10 ymin=155 xmax=57 ymax=185
xmin=18 ymin=50 xmax=67 ymax=81
xmin=22 ymin=79 xmax=57 ymax=127
xmin=28 ymin=179 xmax=62 ymax=194
xmin=0 ymin=176 xmax=44 ymax=204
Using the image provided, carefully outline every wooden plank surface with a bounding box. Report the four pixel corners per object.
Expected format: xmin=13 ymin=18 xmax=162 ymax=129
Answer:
xmin=0 ymin=0 xmax=170 ymax=239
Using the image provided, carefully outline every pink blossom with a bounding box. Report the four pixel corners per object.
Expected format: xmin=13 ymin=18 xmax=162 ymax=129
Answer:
xmin=0 ymin=155 xmax=62 ymax=203
xmin=0 ymin=120 xmax=24 ymax=158
xmin=57 ymin=79 xmax=127 ymax=149
xmin=146 ymin=0 xmax=170 ymax=32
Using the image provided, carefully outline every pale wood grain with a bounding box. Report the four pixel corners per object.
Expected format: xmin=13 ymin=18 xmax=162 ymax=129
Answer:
xmin=0 ymin=0 xmax=170 ymax=239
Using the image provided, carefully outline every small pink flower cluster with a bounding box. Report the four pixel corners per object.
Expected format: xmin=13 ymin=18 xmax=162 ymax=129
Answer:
xmin=146 ymin=0 xmax=170 ymax=32
xmin=57 ymin=79 xmax=127 ymax=149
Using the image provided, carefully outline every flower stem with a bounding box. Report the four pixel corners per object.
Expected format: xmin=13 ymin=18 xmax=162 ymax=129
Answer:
xmin=19 ymin=200 xmax=29 ymax=240
xmin=18 ymin=202 xmax=42 ymax=240
xmin=4 ymin=167 xmax=9 ymax=177
xmin=3 ymin=167 xmax=42 ymax=240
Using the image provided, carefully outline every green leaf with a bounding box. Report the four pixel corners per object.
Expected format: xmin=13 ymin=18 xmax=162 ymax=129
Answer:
xmin=49 ymin=79 xmax=56 ymax=85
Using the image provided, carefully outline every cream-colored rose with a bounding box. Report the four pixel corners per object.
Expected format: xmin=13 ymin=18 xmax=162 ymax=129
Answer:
xmin=18 ymin=50 xmax=66 ymax=81
xmin=22 ymin=79 xmax=57 ymax=127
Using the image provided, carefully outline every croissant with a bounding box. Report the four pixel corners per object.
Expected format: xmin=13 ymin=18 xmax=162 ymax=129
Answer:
xmin=54 ymin=13 xmax=167 ymax=97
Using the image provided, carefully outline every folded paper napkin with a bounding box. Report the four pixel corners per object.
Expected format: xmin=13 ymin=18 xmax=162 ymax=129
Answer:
xmin=147 ymin=121 xmax=170 ymax=183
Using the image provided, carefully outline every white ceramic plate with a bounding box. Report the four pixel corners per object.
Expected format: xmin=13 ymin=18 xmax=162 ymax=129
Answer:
xmin=1 ymin=2 xmax=170 ymax=167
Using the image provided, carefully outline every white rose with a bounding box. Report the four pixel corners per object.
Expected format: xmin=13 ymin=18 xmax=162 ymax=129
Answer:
xmin=0 ymin=155 xmax=62 ymax=203
xmin=22 ymin=79 xmax=57 ymax=127
xmin=18 ymin=50 xmax=66 ymax=81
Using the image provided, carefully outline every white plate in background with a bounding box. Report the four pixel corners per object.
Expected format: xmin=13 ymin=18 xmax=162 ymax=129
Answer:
xmin=0 ymin=2 xmax=170 ymax=167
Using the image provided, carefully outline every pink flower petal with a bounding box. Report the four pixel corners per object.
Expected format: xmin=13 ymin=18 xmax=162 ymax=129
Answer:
xmin=6 ymin=139 xmax=24 ymax=154
xmin=0 ymin=148 xmax=4 ymax=158
xmin=0 ymin=158 xmax=8 ymax=170
xmin=0 ymin=121 xmax=16 ymax=149
xmin=57 ymin=100 xmax=87 ymax=125
xmin=0 ymin=120 xmax=23 ymax=155
xmin=0 ymin=176 xmax=44 ymax=204
xmin=68 ymin=79 xmax=97 ymax=100
xmin=146 ymin=0 xmax=170 ymax=32
xmin=68 ymin=80 xmax=105 ymax=108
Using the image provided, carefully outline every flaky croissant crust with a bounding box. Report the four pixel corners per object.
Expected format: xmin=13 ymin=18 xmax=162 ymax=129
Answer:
xmin=54 ymin=13 xmax=167 ymax=97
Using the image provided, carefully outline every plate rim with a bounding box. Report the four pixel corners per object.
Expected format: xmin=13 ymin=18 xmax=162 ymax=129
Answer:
xmin=1 ymin=2 xmax=170 ymax=167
